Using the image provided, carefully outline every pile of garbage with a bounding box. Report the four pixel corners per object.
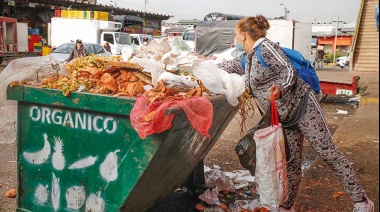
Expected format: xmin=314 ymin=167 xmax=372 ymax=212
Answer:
xmin=197 ymin=166 xmax=271 ymax=212
xmin=10 ymin=38 xmax=246 ymax=106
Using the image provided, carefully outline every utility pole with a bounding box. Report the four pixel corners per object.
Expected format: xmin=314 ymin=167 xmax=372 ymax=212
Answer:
xmin=279 ymin=4 xmax=289 ymax=19
xmin=144 ymin=0 xmax=148 ymax=32
xmin=332 ymin=14 xmax=339 ymax=69
xmin=145 ymin=0 xmax=148 ymax=16
xmin=110 ymin=0 xmax=117 ymax=7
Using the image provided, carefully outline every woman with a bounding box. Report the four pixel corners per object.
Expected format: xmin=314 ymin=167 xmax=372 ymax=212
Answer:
xmin=66 ymin=39 xmax=86 ymax=62
xmin=217 ymin=15 xmax=374 ymax=212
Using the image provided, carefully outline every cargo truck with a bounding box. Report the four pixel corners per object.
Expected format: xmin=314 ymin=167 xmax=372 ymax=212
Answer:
xmin=50 ymin=18 xmax=132 ymax=55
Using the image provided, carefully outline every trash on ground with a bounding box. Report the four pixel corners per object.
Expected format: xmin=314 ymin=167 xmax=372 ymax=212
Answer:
xmin=197 ymin=166 xmax=263 ymax=211
xmin=348 ymin=95 xmax=361 ymax=102
xmin=332 ymin=191 xmax=345 ymax=199
xmin=204 ymin=166 xmax=236 ymax=193
xmin=5 ymin=188 xmax=16 ymax=198
xmin=195 ymin=203 xmax=207 ymax=211
xmin=199 ymin=189 xmax=221 ymax=205
xmin=335 ymin=109 xmax=348 ymax=115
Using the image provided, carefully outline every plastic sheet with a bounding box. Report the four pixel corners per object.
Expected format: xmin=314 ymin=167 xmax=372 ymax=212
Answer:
xmin=192 ymin=60 xmax=245 ymax=106
xmin=0 ymin=56 xmax=64 ymax=143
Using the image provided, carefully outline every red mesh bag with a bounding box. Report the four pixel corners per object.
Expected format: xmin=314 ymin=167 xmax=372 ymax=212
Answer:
xmin=130 ymin=95 xmax=213 ymax=139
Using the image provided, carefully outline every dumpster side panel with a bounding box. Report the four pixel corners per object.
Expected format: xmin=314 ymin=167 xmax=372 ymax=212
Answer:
xmin=8 ymin=86 xmax=239 ymax=211
xmin=16 ymin=100 xmax=159 ymax=211
xmin=121 ymin=100 xmax=238 ymax=211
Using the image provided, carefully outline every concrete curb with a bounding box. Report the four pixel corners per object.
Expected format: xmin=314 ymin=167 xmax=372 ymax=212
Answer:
xmin=360 ymin=97 xmax=379 ymax=105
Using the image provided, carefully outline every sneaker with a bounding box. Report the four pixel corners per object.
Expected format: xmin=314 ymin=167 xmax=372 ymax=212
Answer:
xmin=278 ymin=206 xmax=295 ymax=212
xmin=353 ymin=198 xmax=374 ymax=212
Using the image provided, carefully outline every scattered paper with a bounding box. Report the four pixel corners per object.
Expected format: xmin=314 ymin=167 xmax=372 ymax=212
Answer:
xmin=335 ymin=109 xmax=348 ymax=115
xmin=204 ymin=166 xmax=235 ymax=192
xmin=204 ymin=166 xmax=255 ymax=192
xmin=198 ymin=189 xmax=221 ymax=206
xmin=224 ymin=170 xmax=255 ymax=189
xmin=213 ymin=165 xmax=221 ymax=169
xmin=245 ymin=199 xmax=263 ymax=211
xmin=348 ymin=96 xmax=361 ymax=102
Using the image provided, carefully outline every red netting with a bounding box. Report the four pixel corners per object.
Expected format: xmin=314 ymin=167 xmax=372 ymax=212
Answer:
xmin=130 ymin=95 xmax=213 ymax=139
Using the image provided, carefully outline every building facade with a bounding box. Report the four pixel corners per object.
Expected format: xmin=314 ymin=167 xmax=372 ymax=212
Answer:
xmin=1 ymin=0 xmax=171 ymax=45
xmin=312 ymin=22 xmax=355 ymax=56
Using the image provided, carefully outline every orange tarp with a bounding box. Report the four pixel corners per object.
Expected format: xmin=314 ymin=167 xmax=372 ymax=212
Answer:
xmin=318 ymin=36 xmax=352 ymax=46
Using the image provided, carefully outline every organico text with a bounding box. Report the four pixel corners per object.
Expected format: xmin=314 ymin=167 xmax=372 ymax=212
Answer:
xmin=29 ymin=106 xmax=117 ymax=134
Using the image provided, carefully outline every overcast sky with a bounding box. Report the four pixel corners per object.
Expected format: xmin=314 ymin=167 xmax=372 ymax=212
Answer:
xmin=98 ymin=0 xmax=361 ymax=23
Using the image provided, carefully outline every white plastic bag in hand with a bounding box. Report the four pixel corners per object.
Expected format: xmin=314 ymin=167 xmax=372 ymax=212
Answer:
xmin=192 ymin=60 xmax=245 ymax=106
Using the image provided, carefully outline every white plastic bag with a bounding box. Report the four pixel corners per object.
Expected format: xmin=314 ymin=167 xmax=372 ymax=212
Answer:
xmin=130 ymin=57 xmax=166 ymax=85
xmin=192 ymin=60 xmax=245 ymax=106
xmin=156 ymin=72 xmax=198 ymax=92
xmin=0 ymin=56 xmax=64 ymax=143
xmin=253 ymin=94 xmax=288 ymax=210
xmin=145 ymin=38 xmax=172 ymax=54
xmin=170 ymin=36 xmax=191 ymax=52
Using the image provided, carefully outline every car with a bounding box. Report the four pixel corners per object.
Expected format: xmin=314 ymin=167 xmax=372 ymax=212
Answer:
xmin=49 ymin=42 xmax=112 ymax=61
xmin=336 ymin=56 xmax=350 ymax=68
xmin=210 ymin=47 xmax=245 ymax=64
xmin=129 ymin=34 xmax=154 ymax=50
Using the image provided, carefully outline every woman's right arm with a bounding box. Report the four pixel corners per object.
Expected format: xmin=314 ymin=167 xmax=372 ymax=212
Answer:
xmin=66 ymin=49 xmax=74 ymax=62
xmin=217 ymin=55 xmax=245 ymax=75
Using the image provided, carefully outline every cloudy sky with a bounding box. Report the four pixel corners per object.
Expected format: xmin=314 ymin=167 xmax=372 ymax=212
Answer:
xmin=98 ymin=0 xmax=361 ymax=23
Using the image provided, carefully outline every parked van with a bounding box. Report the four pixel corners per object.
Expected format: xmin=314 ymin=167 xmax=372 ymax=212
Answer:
xmin=129 ymin=34 xmax=154 ymax=50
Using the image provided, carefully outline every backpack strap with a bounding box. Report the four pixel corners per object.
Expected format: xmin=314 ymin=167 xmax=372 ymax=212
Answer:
xmin=256 ymin=43 xmax=269 ymax=68
xmin=240 ymin=53 xmax=247 ymax=69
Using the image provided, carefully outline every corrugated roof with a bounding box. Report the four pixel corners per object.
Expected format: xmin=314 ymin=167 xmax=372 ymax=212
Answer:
xmin=312 ymin=22 xmax=355 ymax=36
xmin=340 ymin=22 xmax=356 ymax=33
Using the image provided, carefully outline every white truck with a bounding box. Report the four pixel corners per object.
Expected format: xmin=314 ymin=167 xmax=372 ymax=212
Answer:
xmin=50 ymin=17 xmax=132 ymax=55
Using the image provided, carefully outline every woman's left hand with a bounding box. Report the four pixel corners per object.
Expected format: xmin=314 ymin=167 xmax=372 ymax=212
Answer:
xmin=268 ymin=85 xmax=281 ymax=100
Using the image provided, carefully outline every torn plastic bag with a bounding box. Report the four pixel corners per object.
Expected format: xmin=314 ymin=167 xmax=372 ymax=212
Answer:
xmin=157 ymin=72 xmax=199 ymax=92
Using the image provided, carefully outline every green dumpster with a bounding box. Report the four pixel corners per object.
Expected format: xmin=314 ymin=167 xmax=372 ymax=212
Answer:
xmin=7 ymin=85 xmax=238 ymax=211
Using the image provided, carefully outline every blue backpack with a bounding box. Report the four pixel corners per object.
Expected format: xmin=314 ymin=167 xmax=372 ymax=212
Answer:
xmin=257 ymin=44 xmax=321 ymax=94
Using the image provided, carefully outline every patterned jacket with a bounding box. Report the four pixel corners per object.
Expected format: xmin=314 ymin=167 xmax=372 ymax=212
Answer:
xmin=67 ymin=45 xmax=87 ymax=62
xmin=217 ymin=38 xmax=311 ymax=122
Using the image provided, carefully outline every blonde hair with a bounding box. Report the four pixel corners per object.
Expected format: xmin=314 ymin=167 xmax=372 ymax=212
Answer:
xmin=237 ymin=15 xmax=270 ymax=40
